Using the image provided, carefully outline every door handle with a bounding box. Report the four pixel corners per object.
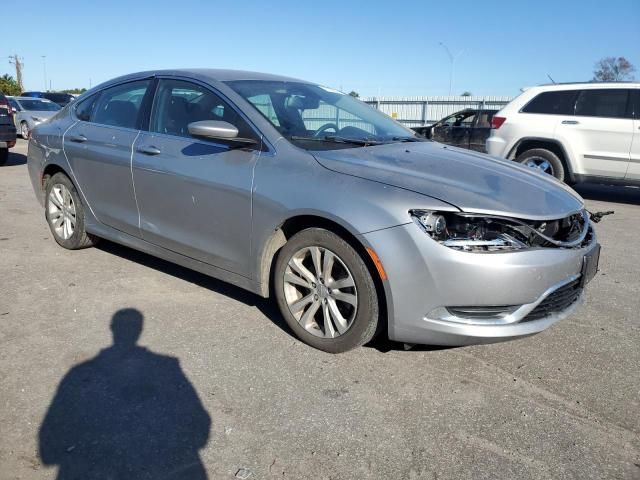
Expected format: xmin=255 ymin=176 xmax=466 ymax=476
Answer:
xmin=68 ymin=134 xmax=87 ymax=143
xmin=561 ymin=120 xmax=579 ymax=125
xmin=137 ymin=145 xmax=161 ymax=155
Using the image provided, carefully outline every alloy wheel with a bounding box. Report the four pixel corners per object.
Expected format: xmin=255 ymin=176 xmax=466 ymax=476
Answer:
xmin=523 ymin=157 xmax=554 ymax=176
xmin=48 ymin=184 xmax=76 ymax=240
xmin=283 ymin=246 xmax=358 ymax=338
xmin=21 ymin=122 xmax=29 ymax=139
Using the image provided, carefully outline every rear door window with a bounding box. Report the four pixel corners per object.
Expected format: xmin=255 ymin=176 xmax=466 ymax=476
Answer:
xmin=92 ymin=80 xmax=151 ymax=129
xmin=574 ymin=89 xmax=630 ymax=119
xmin=522 ymin=90 xmax=578 ymax=115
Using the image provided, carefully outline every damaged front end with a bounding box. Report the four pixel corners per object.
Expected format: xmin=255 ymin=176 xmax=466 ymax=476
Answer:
xmin=410 ymin=209 xmax=593 ymax=252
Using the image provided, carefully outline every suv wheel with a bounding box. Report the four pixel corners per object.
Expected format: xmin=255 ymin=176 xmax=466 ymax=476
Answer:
xmin=516 ymin=148 xmax=565 ymax=182
xmin=45 ymin=173 xmax=98 ymax=249
xmin=274 ymin=228 xmax=380 ymax=353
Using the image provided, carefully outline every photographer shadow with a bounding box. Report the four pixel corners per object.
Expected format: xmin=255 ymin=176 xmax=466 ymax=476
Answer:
xmin=38 ymin=308 xmax=211 ymax=479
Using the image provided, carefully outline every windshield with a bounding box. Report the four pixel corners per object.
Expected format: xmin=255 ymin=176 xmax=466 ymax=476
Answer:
xmin=17 ymin=99 xmax=61 ymax=112
xmin=225 ymin=80 xmax=420 ymax=149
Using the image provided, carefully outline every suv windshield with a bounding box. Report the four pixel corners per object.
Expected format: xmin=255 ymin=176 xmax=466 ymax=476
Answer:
xmin=17 ymin=99 xmax=61 ymax=112
xmin=225 ymin=80 xmax=420 ymax=149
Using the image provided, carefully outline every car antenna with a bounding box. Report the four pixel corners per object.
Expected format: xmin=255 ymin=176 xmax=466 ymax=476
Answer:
xmin=547 ymin=74 xmax=556 ymax=84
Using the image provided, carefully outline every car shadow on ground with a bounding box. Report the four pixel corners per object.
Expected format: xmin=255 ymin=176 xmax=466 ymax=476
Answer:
xmin=38 ymin=308 xmax=211 ymax=479
xmin=96 ymin=240 xmax=292 ymax=336
xmin=3 ymin=148 xmax=27 ymax=166
xmin=574 ymin=183 xmax=640 ymax=206
xmin=97 ymin=240 xmax=456 ymax=354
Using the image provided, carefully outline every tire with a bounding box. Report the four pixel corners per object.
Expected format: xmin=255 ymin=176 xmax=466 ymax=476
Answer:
xmin=44 ymin=172 xmax=98 ymax=249
xmin=516 ymin=148 xmax=565 ymax=182
xmin=274 ymin=228 xmax=380 ymax=353
xmin=20 ymin=121 xmax=29 ymax=139
xmin=0 ymin=148 xmax=7 ymax=166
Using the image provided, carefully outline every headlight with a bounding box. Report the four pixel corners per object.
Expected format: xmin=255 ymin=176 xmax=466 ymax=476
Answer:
xmin=411 ymin=210 xmax=529 ymax=252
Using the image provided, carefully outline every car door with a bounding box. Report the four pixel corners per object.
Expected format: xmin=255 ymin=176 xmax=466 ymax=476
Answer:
xmin=64 ymin=79 xmax=152 ymax=236
xmin=626 ymin=89 xmax=640 ymax=181
xmin=132 ymin=78 xmax=261 ymax=276
xmin=555 ymin=88 xmax=632 ymax=178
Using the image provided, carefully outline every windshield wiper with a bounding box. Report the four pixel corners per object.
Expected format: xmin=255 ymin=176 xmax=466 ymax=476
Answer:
xmin=289 ymin=135 xmax=383 ymax=146
xmin=391 ymin=136 xmax=427 ymax=142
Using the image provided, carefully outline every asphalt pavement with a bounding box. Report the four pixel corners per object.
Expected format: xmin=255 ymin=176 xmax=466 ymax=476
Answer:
xmin=1 ymin=139 xmax=638 ymax=479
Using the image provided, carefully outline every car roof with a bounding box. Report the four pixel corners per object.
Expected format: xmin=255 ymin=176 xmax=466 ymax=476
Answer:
xmin=7 ymin=96 xmax=54 ymax=101
xmin=103 ymin=68 xmax=311 ymax=86
xmin=524 ymin=82 xmax=640 ymax=92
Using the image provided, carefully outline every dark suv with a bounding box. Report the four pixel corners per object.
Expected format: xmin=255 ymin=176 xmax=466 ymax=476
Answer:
xmin=21 ymin=91 xmax=75 ymax=107
xmin=0 ymin=93 xmax=17 ymax=165
xmin=412 ymin=108 xmax=498 ymax=152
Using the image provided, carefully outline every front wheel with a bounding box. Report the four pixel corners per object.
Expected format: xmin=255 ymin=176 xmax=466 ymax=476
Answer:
xmin=45 ymin=173 xmax=98 ymax=249
xmin=20 ymin=121 xmax=29 ymax=139
xmin=274 ymin=228 xmax=380 ymax=353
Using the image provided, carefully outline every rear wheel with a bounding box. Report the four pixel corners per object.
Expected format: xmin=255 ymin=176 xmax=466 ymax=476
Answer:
xmin=45 ymin=173 xmax=98 ymax=249
xmin=20 ymin=121 xmax=29 ymax=139
xmin=274 ymin=228 xmax=380 ymax=353
xmin=516 ymin=148 xmax=565 ymax=182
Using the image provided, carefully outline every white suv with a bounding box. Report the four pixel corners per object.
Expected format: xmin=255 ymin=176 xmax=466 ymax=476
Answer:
xmin=486 ymin=83 xmax=640 ymax=185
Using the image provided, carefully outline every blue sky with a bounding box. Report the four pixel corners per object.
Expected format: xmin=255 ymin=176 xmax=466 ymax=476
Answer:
xmin=4 ymin=0 xmax=639 ymax=97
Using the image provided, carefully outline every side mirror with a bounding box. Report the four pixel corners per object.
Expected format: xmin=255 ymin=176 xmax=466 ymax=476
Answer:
xmin=188 ymin=120 xmax=239 ymax=139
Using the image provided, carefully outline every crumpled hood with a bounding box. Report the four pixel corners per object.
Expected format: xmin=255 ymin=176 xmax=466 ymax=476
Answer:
xmin=312 ymin=142 xmax=584 ymax=220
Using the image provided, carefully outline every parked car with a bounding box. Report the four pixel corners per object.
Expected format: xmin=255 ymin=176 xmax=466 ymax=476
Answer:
xmin=27 ymin=69 xmax=599 ymax=353
xmin=487 ymin=82 xmax=640 ymax=184
xmin=412 ymin=108 xmax=498 ymax=152
xmin=0 ymin=92 xmax=17 ymax=165
xmin=7 ymin=96 xmax=61 ymax=138
xmin=21 ymin=91 xmax=75 ymax=107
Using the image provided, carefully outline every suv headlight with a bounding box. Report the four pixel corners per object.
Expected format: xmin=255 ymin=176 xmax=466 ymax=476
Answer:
xmin=411 ymin=210 xmax=529 ymax=252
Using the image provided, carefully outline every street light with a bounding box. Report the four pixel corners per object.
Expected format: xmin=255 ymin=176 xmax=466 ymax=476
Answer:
xmin=41 ymin=55 xmax=47 ymax=92
xmin=439 ymin=42 xmax=464 ymax=96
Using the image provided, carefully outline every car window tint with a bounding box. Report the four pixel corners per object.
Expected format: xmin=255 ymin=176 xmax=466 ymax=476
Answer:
xmin=75 ymin=94 xmax=99 ymax=121
xmin=150 ymin=79 xmax=255 ymax=139
xmin=574 ymin=89 xmax=629 ymax=119
xmin=522 ymin=90 xmax=577 ymax=115
xmin=92 ymin=80 xmax=151 ymax=129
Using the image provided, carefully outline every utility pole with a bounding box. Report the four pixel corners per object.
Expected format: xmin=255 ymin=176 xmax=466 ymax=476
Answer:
xmin=9 ymin=54 xmax=24 ymax=92
xmin=438 ymin=42 xmax=464 ymax=96
xmin=42 ymin=55 xmax=47 ymax=91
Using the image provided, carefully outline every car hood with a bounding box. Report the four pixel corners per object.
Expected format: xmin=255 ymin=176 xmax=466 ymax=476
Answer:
xmin=311 ymin=142 xmax=584 ymax=220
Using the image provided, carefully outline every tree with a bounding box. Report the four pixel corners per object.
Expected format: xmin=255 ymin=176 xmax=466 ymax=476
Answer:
xmin=460 ymin=91 xmax=472 ymax=96
xmin=592 ymin=57 xmax=636 ymax=82
xmin=348 ymin=90 xmax=360 ymax=98
xmin=61 ymin=88 xmax=87 ymax=94
xmin=0 ymin=74 xmax=21 ymax=95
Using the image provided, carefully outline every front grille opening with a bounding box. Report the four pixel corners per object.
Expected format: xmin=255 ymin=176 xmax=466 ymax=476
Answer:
xmin=523 ymin=278 xmax=582 ymax=322
xmin=446 ymin=305 xmax=518 ymax=320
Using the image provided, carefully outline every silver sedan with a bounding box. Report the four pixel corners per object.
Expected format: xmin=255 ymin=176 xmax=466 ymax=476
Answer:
xmin=7 ymin=96 xmax=60 ymax=138
xmin=26 ymin=69 xmax=600 ymax=352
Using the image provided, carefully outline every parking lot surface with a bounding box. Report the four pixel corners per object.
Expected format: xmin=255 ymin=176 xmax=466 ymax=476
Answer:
xmin=1 ymin=139 xmax=639 ymax=479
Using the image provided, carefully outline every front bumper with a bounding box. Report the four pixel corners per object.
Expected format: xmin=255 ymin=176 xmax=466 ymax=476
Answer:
xmin=363 ymin=222 xmax=598 ymax=346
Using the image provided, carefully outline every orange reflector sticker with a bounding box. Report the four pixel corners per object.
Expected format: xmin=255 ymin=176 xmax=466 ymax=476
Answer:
xmin=366 ymin=247 xmax=388 ymax=281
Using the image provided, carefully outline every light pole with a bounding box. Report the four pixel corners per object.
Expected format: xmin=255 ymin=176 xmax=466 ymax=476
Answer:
xmin=41 ymin=55 xmax=47 ymax=92
xmin=439 ymin=42 xmax=463 ymax=96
